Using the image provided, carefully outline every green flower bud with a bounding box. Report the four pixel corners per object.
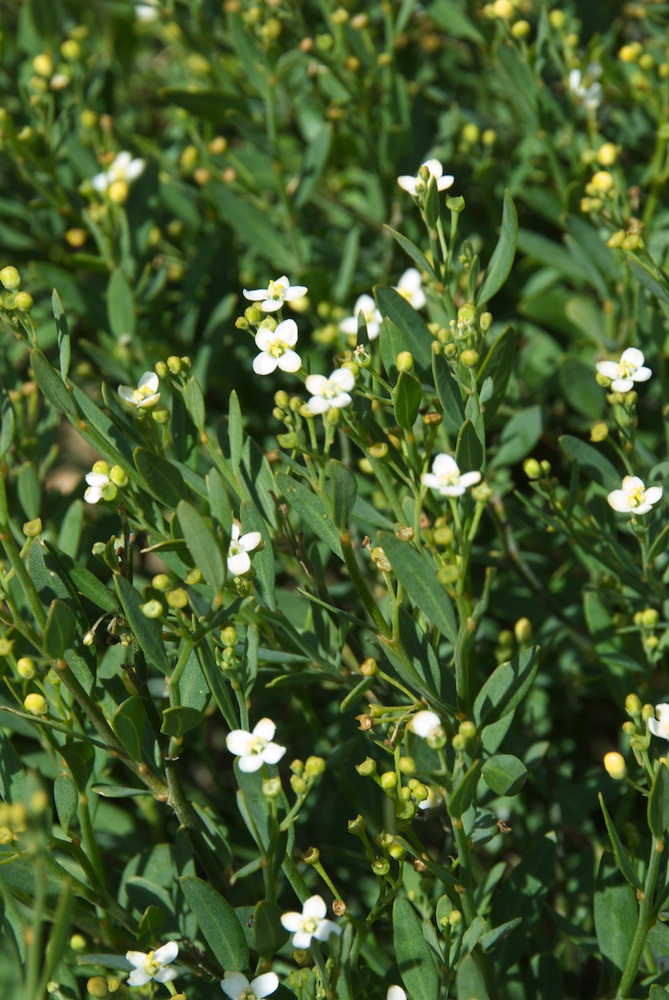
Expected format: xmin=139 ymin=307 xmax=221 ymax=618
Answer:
xmin=460 ymin=349 xmax=479 ymax=368
xmin=380 ymin=771 xmax=398 ymax=791
xmin=221 ymin=626 xmax=237 ymax=646
xmin=304 ymin=755 xmax=326 ymax=777
xmin=396 ymin=799 xmax=416 ymax=820
xmin=155 ymin=361 xmax=168 ymax=378
xmin=356 ymin=757 xmax=377 ymax=777
xmin=396 ymin=351 xmax=414 ymax=373
xmin=151 ymin=405 xmax=170 ymax=425
xmin=166 ymin=588 xmax=188 ymax=608
xmin=70 ymin=933 xmax=87 ymax=952
xmin=24 ymin=693 xmax=48 ymax=716
xmin=140 ymin=600 xmax=163 ymax=619
xmin=274 ymin=389 xmax=289 ymax=408
xmin=302 ymin=846 xmax=320 ymax=865
xmin=625 ymin=693 xmax=642 ymax=718
xmin=185 ymin=567 xmax=202 ymax=585
xmin=23 ymin=518 xmax=43 ymax=537
xmin=448 ymin=909 xmax=463 ymax=927
xmin=166 ymin=355 xmax=182 ymax=374
xmin=14 ymin=291 xmax=33 ymax=311
xmin=514 ymin=617 xmax=532 ymax=643
xmin=641 ymin=609 xmax=659 ymax=628
xmin=290 ymin=774 xmax=307 ymax=795
xmin=398 ymin=756 xmax=417 ymax=775
xmin=458 ymin=720 xmax=476 ymax=740
xmin=86 ymin=977 xmax=109 ymax=998
xmin=152 ymin=573 xmax=171 ymax=591
xmin=109 ymin=465 xmax=129 ymax=487
xmin=0 ymin=266 xmax=20 ymax=290
xmin=604 ymin=751 xmax=627 ymax=780
xmin=262 ymin=777 xmax=282 ymax=798
xmin=480 ymin=311 xmax=493 ymax=331
xmin=348 ymin=814 xmax=366 ymax=835
xmin=371 ymin=857 xmax=390 ymax=876
xmin=17 ymin=657 xmax=36 ymax=679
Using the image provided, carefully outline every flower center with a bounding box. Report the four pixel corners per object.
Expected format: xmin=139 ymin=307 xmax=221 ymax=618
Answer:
xmin=619 ymin=360 xmax=636 ymax=378
xmin=240 ymin=990 xmax=257 ymax=1000
xmin=319 ymin=379 xmax=340 ymax=400
xmin=249 ymin=736 xmax=268 ymax=756
xmin=267 ymin=280 xmax=286 ymax=300
xmin=134 ymin=383 xmax=155 ymax=402
xmin=438 ymin=470 xmax=460 ymax=487
xmin=268 ymin=339 xmax=288 ymax=358
xmin=628 ymin=486 xmax=646 ymax=508
xmin=229 ymin=540 xmax=242 ymax=557
xmin=303 ymin=917 xmax=320 ymax=933
xmin=144 ymin=951 xmax=160 ymax=976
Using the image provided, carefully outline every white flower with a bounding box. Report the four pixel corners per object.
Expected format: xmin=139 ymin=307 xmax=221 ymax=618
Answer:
xmin=648 ymin=704 xmax=669 ymax=740
xmin=607 ymin=476 xmax=662 ymax=515
xmin=280 ymin=895 xmax=342 ymax=949
xmin=397 ymin=159 xmax=454 ymax=197
xmin=253 ymin=319 xmax=302 ymax=375
xmin=226 ymin=718 xmax=286 ymax=773
xmin=243 ymin=275 xmax=308 ymax=313
xmin=387 ymin=988 xmax=407 ymax=1000
xmin=568 ymin=67 xmax=603 ymax=111
xmin=92 ymin=151 xmax=146 ymax=194
xmin=409 ymin=710 xmax=444 ymax=742
xmin=395 ymin=268 xmax=426 ymax=310
xmin=339 ymin=294 xmax=383 ymax=341
xmin=135 ymin=1 xmax=160 ymax=21
xmin=305 ymin=368 xmax=355 ymax=414
xmin=421 ymin=454 xmax=481 ymax=497
xmin=596 ymin=348 xmax=652 ymax=392
xmin=125 ymin=942 xmax=178 ymax=987
xmin=118 ymin=371 xmax=160 ymax=409
xmin=417 ymin=785 xmax=442 ymax=811
xmin=227 ymin=522 xmax=262 ymax=575
xmin=84 ymin=470 xmax=113 ymax=504
xmin=221 ymin=971 xmax=279 ymax=1000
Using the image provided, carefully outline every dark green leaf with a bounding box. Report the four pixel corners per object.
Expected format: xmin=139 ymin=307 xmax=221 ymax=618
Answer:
xmin=92 ymin=784 xmax=153 ymax=797
xmin=160 ymin=86 xmax=245 ymax=123
xmin=393 ymin=896 xmax=439 ymax=1000
xmin=0 ymin=731 xmax=25 ymax=803
xmin=134 ymin=448 xmax=187 ymax=507
xmin=54 ymin=772 xmax=78 ymax=834
xmin=456 ymin=420 xmax=484 ymax=473
xmin=43 ymin=599 xmax=76 ymax=660
xmin=490 ymin=836 xmax=557 ymax=967
xmin=176 ymin=500 xmax=226 ymax=595
xmin=424 ymin=176 xmax=440 ymax=230
xmin=450 ymin=760 xmax=482 ymax=819
xmin=481 ymin=754 xmax=527 ymax=796
xmin=161 ymin=706 xmax=203 ymax=738
xmin=627 ymin=255 xmax=669 ymax=306
xmin=330 ymin=460 xmax=357 ymax=532
xmin=44 ymin=541 xmax=117 ymax=614
xmin=138 ymin=906 xmax=166 ymax=946
xmin=379 ymin=532 xmax=457 ymax=643
xmin=184 ymin=375 xmax=206 ymax=431
xmin=477 ymin=190 xmax=518 ymax=307
xmin=252 ymin=900 xmax=290 ymax=958
xmin=31 ymin=348 xmax=78 ymax=419
xmin=207 ymin=468 xmax=233 ymax=536
xmin=474 ymin=646 xmax=539 ymax=727
xmin=594 ymin=854 xmax=637 ymax=979
xmin=375 ymin=286 xmax=434 ymax=371
xmin=277 ymin=473 xmax=342 ymax=558
xmin=107 ymin=269 xmax=135 ymax=338
xmin=476 ymin=326 xmax=517 ymax=421
xmin=649 ymin=762 xmax=669 ymax=837
xmin=180 ymin=875 xmax=249 ymax=970
xmin=52 ymin=289 xmax=71 ymax=379
xmin=427 ymin=0 xmax=485 ymax=42
xmin=385 ymin=225 xmax=438 ymax=280
xmin=598 ymin=793 xmax=642 ymax=891
xmin=490 ymin=406 xmax=543 ymax=469
xmin=294 ymin=123 xmax=331 ymax=209
xmin=480 ymin=918 xmax=522 ymax=952
xmin=115 ymin=575 xmax=171 ymax=674
xmin=240 ymin=500 xmax=275 ymax=610
xmin=394 ymin=372 xmax=423 ymax=431
xmin=432 ymin=353 xmax=465 ymax=435
xmin=560 ymin=435 xmax=620 ymax=490
xmin=112 ymin=696 xmax=145 ymax=760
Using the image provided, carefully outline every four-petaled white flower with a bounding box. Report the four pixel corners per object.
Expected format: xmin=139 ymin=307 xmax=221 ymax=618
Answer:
xmin=387 ymin=987 xmax=407 ymax=1000
xmin=243 ymin=275 xmax=308 ymax=313
xmin=221 ymin=971 xmax=279 ymax=1000
xmin=395 ymin=268 xmax=426 ymax=310
xmin=84 ymin=470 xmax=114 ymax=505
xmin=227 ymin=522 xmax=262 ymax=576
xmin=305 ymin=368 xmax=355 ymax=415
xmin=226 ymin=718 xmax=286 ymax=773
xmin=253 ymin=319 xmax=302 ymax=375
xmin=118 ymin=371 xmax=160 ymax=409
xmin=397 ymin=159 xmax=454 ymax=197
xmin=421 ymin=454 xmax=481 ymax=497
xmin=92 ymin=151 xmax=146 ymax=194
xmin=125 ymin=942 xmax=178 ymax=987
xmin=568 ymin=67 xmax=603 ymax=112
xmin=409 ymin=710 xmax=444 ymax=742
xmin=648 ymin=704 xmax=669 ymax=741
xmin=607 ymin=476 xmax=662 ymax=515
xmin=339 ymin=294 xmax=383 ymax=341
xmin=596 ymin=348 xmax=652 ymax=392
xmin=280 ymin=894 xmax=342 ymax=949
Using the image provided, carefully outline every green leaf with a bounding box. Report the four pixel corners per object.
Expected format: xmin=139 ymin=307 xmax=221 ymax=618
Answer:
xmin=480 ymin=918 xmax=522 ymax=953
xmin=626 ymin=255 xmax=669 ymax=306
xmin=394 ymin=372 xmax=423 ymax=431
xmin=294 ymin=122 xmax=331 ymax=209
xmin=375 ymin=286 xmax=434 ymax=371
xmin=107 ymin=269 xmax=135 ymax=338
xmin=44 ymin=541 xmax=117 ymax=614
xmin=180 ymin=876 xmax=249 ymax=970
xmin=490 ymin=835 xmax=557 ymax=967
xmin=43 ymin=599 xmax=76 ymax=660
xmin=449 ymin=759 xmax=483 ymax=819
xmin=330 ymin=460 xmax=357 ymax=532
xmin=115 ymin=575 xmax=171 ymax=675
xmin=650 ymin=987 xmax=669 ymax=1000
xmin=594 ymin=854 xmax=637 ymax=979
xmin=184 ymin=375 xmax=206 ymax=432
xmin=379 ymin=532 xmax=457 ymax=643
xmin=476 ymin=190 xmax=518 ymax=307
xmin=176 ymin=500 xmax=226 ymax=596
xmin=0 ymin=730 xmax=25 ymax=803
xmin=0 ymin=379 xmax=15 ymax=460
xmin=432 ymin=353 xmax=465 ymax=435
xmin=456 ymin=955 xmax=488 ymax=1000
xmin=385 ymin=225 xmax=438 ymax=280
xmin=52 ymin=288 xmax=71 ymax=379
xmin=134 ymin=448 xmax=187 ymax=507
xmin=648 ymin=762 xmax=669 ymax=837
xmin=456 ymin=419 xmax=484 ymax=473
xmin=474 ymin=646 xmax=539 ymax=727
xmin=252 ymin=900 xmax=290 ymax=958
xmin=393 ymin=896 xmax=440 ymax=1000
xmin=427 ymin=0 xmax=485 ymax=42
xmin=490 ymin=406 xmax=543 ymax=469
xmin=161 ymin=706 xmax=203 ymax=738
xmin=159 ymin=86 xmax=245 ymax=123
xmin=54 ymin=772 xmax=78 ymax=834
xmin=240 ymin=501 xmax=275 ymax=611
xmin=598 ymin=793 xmax=642 ymax=891
xmin=112 ymin=696 xmax=145 ymax=760
xmin=476 ymin=326 xmax=517 ymax=421
xmin=59 ymin=742 xmax=94 ymax=793
xmin=277 ymin=473 xmax=342 ymax=558
xmin=481 ymin=754 xmax=527 ymax=796
xmin=91 ymin=784 xmax=153 ymax=798
xmin=31 ymin=348 xmax=78 ymax=419
xmin=138 ymin=905 xmax=166 ymax=947
xmin=560 ymin=435 xmax=620 ymax=490
xmin=207 ymin=467 xmax=233 ymax=537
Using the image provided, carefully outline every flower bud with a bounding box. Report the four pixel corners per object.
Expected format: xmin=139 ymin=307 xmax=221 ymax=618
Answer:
xmin=0 ymin=266 xmax=20 ymax=290
xmin=460 ymin=349 xmax=479 ymax=368
xmin=17 ymin=657 xmax=36 ymax=679
xmin=166 ymin=355 xmax=182 ymax=374
xmin=396 ymin=351 xmax=414 ymax=374
xmin=152 ymin=574 xmax=171 ymax=591
xmin=154 ymin=361 xmax=168 ymax=378
xmin=108 ymin=180 xmax=129 ymax=205
xmin=23 ymin=518 xmax=42 ymax=537
xmin=606 ymin=230 xmax=626 ymax=249
xmin=458 ymin=720 xmax=476 ymax=740
xmin=109 ymin=465 xmax=129 ymax=487
xmin=24 ymin=693 xmax=48 ymax=716
xmin=140 ymin=600 xmax=163 ymax=619
xmin=642 ymin=609 xmax=659 ymax=628
xmin=304 ymin=755 xmax=326 ymax=777
xmin=371 ymin=547 xmax=392 ymax=572
xmin=274 ymin=389 xmax=289 ymax=408
xmin=514 ymin=617 xmax=532 ymax=643
xmin=262 ymin=777 xmax=282 ymax=798
xmin=360 ymin=657 xmax=378 ymax=676
xmin=86 ymin=978 xmax=109 ymax=998
xmin=642 ymin=703 xmax=656 ymax=722
xmin=368 ymin=442 xmax=388 ymax=459
xmin=70 ymin=933 xmax=87 ymax=952
xmin=622 ymin=234 xmax=641 ymax=251
xmin=348 ymin=814 xmax=366 ymax=835
xmin=448 ymin=909 xmax=463 ymax=927
xmin=221 ymin=626 xmax=237 ymax=646
xmin=290 ymin=774 xmax=307 ymax=795
xmin=302 ymin=846 xmax=320 ymax=865
xmin=372 ymin=857 xmax=390 ymax=876
xmin=185 ymin=567 xmax=202 ymax=585
xmin=433 ymin=525 xmax=454 ymax=546
xmin=398 ymin=756 xmax=417 ymax=775
xmin=590 ymin=422 xmax=608 ymax=442
xmin=14 ymin=291 xmax=33 ymax=311
xmin=356 ymin=757 xmax=377 ymax=777
xmin=604 ymin=751 xmax=627 ymax=780
xmin=167 ymin=588 xmax=189 ymax=609
xmin=511 ymin=19 xmax=530 ymax=37
xmin=380 ymin=771 xmax=398 ymax=791
xmin=452 ymin=733 xmax=467 ymax=751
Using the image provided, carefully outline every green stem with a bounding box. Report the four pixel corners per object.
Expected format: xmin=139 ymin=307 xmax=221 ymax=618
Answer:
xmin=617 ymin=837 xmax=664 ymax=997
xmin=451 ymin=820 xmax=498 ymax=1000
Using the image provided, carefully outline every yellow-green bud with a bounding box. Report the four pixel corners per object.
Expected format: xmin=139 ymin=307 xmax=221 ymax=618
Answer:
xmin=380 ymin=771 xmax=398 ymax=791
xmin=140 ymin=600 xmax=163 ymax=619
xmin=458 ymin=303 xmax=477 ymax=325
xmin=607 ymin=231 xmax=626 ymax=249
xmin=409 ymin=781 xmax=428 ymax=802
xmin=14 ymin=291 xmax=33 ymax=311
xmin=24 ymin=693 xmax=48 ymax=716
xmin=360 ymin=657 xmax=378 ymax=676
xmin=151 ymin=405 xmax=170 ymax=425
xmin=109 ymin=465 xmax=128 ymax=487
xmin=396 ymin=351 xmax=414 ymax=374
xmin=604 ymin=751 xmax=627 ymax=780
xmin=304 ymin=755 xmax=326 ymax=777
xmin=511 ymin=19 xmax=530 ymax=37
xmin=348 ymin=814 xmax=366 ymax=835
xmin=452 ymin=733 xmax=467 ymax=751
xmin=86 ymin=977 xmax=109 ymax=998
xmin=17 ymin=657 xmax=36 ymax=679
xmin=460 ymin=349 xmax=479 ymax=368
xmin=458 ymin=720 xmax=476 ymax=740
xmin=155 ymin=361 xmax=168 ymax=378
xmin=641 ymin=609 xmax=659 ymax=628
xmin=70 ymin=933 xmax=87 ymax=952
xmin=448 ymin=909 xmax=463 ymax=927
xmin=262 ymin=777 xmax=282 ymax=798
xmin=642 ymin=703 xmax=655 ymax=722
xmin=23 ymin=518 xmax=42 ymax=537
xmin=302 ymin=846 xmax=320 ymax=864
xmin=388 ymin=841 xmax=406 ymax=860
xmin=290 ymin=774 xmax=307 ymax=795
xmin=166 ymin=355 xmax=182 ymax=375
xmin=152 ymin=574 xmax=171 ymax=591
xmin=356 ymin=757 xmax=377 ymax=777
xmin=274 ymin=389 xmax=289 ymax=408
xmin=221 ymin=626 xmax=237 ymax=646
xmin=372 ymin=857 xmax=390 ymax=876
xmin=514 ymin=617 xmax=532 ymax=643
xmin=369 ymin=442 xmax=388 ymax=459
xmin=622 ymin=234 xmax=641 ymax=251
xmin=398 ymin=756 xmax=417 ymax=775
xmin=185 ymin=567 xmax=202 ymax=585
xmin=622 ymin=721 xmax=636 ymax=735
xmin=167 ymin=588 xmax=189 ymax=609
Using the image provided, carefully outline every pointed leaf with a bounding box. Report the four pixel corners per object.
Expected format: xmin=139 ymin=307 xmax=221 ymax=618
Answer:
xmin=598 ymin=792 xmax=642 ymax=890
xmin=54 ymin=772 xmax=78 ymax=834
xmin=432 ymin=353 xmax=465 ymax=434
xmin=330 ymin=460 xmax=357 ymax=532
xmin=477 ymin=190 xmax=518 ymax=307
xmin=393 ymin=896 xmax=439 ymax=1000
xmin=180 ymin=875 xmax=249 ymax=971
xmin=43 ymin=599 xmax=76 ymax=660
xmin=379 ymin=532 xmax=457 ymax=643
xmin=394 ymin=372 xmax=423 ymax=431
xmin=134 ymin=448 xmax=187 ymax=507
xmin=450 ymin=759 xmax=483 ymax=819
xmin=176 ymin=500 xmax=226 ymax=595
xmin=375 ymin=286 xmax=433 ymax=370
xmin=649 ymin=761 xmax=669 ymax=838
xmin=161 ymin=706 xmax=203 ymax=739
xmin=481 ymin=754 xmax=527 ymax=796
xmin=107 ymin=269 xmax=135 ymax=338
xmin=476 ymin=326 xmax=517 ymax=421
xmin=456 ymin=419 xmax=484 ymax=473
xmin=112 ymin=696 xmax=145 ymax=760
xmin=116 ymin=575 xmax=171 ymax=674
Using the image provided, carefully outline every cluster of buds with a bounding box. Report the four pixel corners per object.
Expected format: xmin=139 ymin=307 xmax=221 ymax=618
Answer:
xmin=0 ymin=266 xmax=34 ymax=314
xmin=288 ymin=755 xmax=326 ymax=797
xmin=0 ymin=800 xmax=27 ymax=846
xmin=606 ymin=217 xmax=644 ymax=252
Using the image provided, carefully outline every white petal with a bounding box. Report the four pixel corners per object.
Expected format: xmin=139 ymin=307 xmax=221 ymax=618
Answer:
xmin=154 ymin=967 xmax=178 ymax=983
xmin=283 ymin=285 xmax=308 ymax=300
xmin=596 ymin=361 xmax=620 ymax=380
xmin=253 ymin=718 xmax=276 ymax=741
xmin=314 ymin=919 xmax=341 ymax=941
xmin=632 ymin=366 xmax=652 ymax=382
xmin=126 ymin=951 xmax=149 ymax=970
xmin=240 ymin=531 xmax=262 ymax=552
xmin=440 ymin=484 xmax=466 ymax=496
xmin=113 ymin=152 xmax=132 ymax=171
xmin=238 ymin=753 xmax=265 ymax=772
xmin=458 ymin=471 xmax=482 ymax=488
xmin=649 ymin=718 xmax=668 ymax=739
xmin=84 ymin=486 xmax=102 ymax=504
xmin=138 ymin=371 xmax=159 ymax=392
xmin=307 ymin=396 xmax=331 ymax=414
xmin=421 ymin=474 xmax=440 ymax=490
xmin=611 ymin=377 xmax=634 ymax=392
xmin=387 ymin=987 xmax=407 ymax=1000
xmin=290 ymin=929 xmax=313 ymax=949
xmin=253 ymin=353 xmax=278 ymax=375
xmin=261 ymin=741 xmax=286 ymax=765
xmin=634 ymin=503 xmax=652 ymax=514
xmin=137 ymin=392 xmax=160 ymax=408
xmin=432 ymin=453 xmax=459 ymax=477
xmin=331 ymin=368 xmax=355 ymax=391
xmin=275 ymin=318 xmax=298 ymax=347
xmin=221 ymin=971 xmax=249 ymax=998
xmin=230 ymin=523 xmax=241 ymax=541
xmin=436 ymin=175 xmax=455 ymax=191
xmin=305 ymin=374 xmax=328 ymax=395
xmin=261 ymin=299 xmax=283 ymax=312
xmin=91 ymin=173 xmax=109 ymax=192
xmin=255 ymin=327 xmax=275 ymax=351
xmin=127 ymin=969 xmax=152 ymax=986
xmin=251 ymin=972 xmax=279 ymax=997
xmin=411 ymin=710 xmax=441 ymax=737
xmin=397 ymin=175 xmax=418 ymax=195
xmin=621 ymin=347 xmax=644 ymax=368
xmin=226 ymin=730 xmax=253 ymax=756
xmin=154 ymin=941 xmax=179 ymax=965
xmin=278 ymin=350 xmax=302 ymax=373
xmin=280 ymin=911 xmax=304 ymax=932
xmin=125 ymin=158 xmax=146 ymax=181
xmin=244 ymin=287 xmax=267 ymax=301
xmin=423 ymin=158 xmax=443 ymax=178
xmin=330 ymin=393 xmax=352 ymax=408
xmin=622 ymin=476 xmax=644 ymax=492
xmin=607 ymin=490 xmax=632 ymax=512
xmin=644 ymin=486 xmax=663 ymax=505
xmin=227 ymin=551 xmax=251 ymax=575
xmin=302 ymin=895 xmax=327 ymax=919
xmin=118 ymin=385 xmax=136 ymax=402
xmin=85 ymin=472 xmax=109 ymax=487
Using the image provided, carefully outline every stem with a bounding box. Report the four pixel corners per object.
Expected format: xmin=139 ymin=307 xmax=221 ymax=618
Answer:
xmin=451 ymin=820 xmax=498 ymax=1000
xmin=617 ymin=837 xmax=664 ymax=997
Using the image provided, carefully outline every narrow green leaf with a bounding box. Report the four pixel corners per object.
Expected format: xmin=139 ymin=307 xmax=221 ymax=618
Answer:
xmin=594 ymin=854 xmax=637 ymax=979
xmin=490 ymin=835 xmax=557 ymax=967
xmin=490 ymin=406 xmax=543 ymax=469
xmin=116 ymin=575 xmax=171 ymax=674
xmin=92 ymin=784 xmax=153 ymax=798
xmin=112 ymin=696 xmax=145 ymax=760
xmin=330 ymin=460 xmax=357 ymax=532
xmin=427 ymin=0 xmax=485 ymax=42
xmin=385 ymin=225 xmax=438 ymax=280
xmin=44 ymin=541 xmax=117 ymax=614
xmin=455 ymin=419 xmax=484 ymax=473
xmin=626 ymin=255 xmax=669 ymax=306
xmin=449 ymin=760 xmax=482 ymax=819
xmin=480 ymin=918 xmax=522 ymax=953
xmin=294 ymin=122 xmax=331 ymax=209
xmin=481 ymin=754 xmax=527 ymax=796
xmin=107 ymin=269 xmax=135 ymax=338
xmin=598 ymin=793 xmax=643 ymax=891
xmin=159 ymin=86 xmax=245 ymax=122
xmin=0 ymin=379 xmax=15 ymax=460
xmin=228 ymin=391 xmax=243 ymax=472
xmin=43 ymin=599 xmax=76 ymax=660
xmin=276 ymin=473 xmax=342 ymax=558
xmin=59 ymin=742 xmax=94 ymax=793
xmin=432 ymin=353 xmax=465 ymax=434
xmin=176 ymin=500 xmax=226 ymax=595
xmin=375 ymin=286 xmax=433 ymax=371
xmin=240 ymin=500 xmax=275 ymax=611
xmin=476 ymin=326 xmax=517 ymax=421
xmin=424 ymin=176 xmax=440 ymax=230
xmin=379 ymin=532 xmax=457 ymax=643
xmin=138 ymin=905 xmax=166 ymax=946
xmin=179 ymin=875 xmax=249 ymax=971
xmin=394 ymin=372 xmax=423 ymax=431
xmin=54 ymin=772 xmax=78 ymax=834
xmin=0 ymin=730 xmax=25 ymax=803
xmin=252 ymin=900 xmax=290 ymax=958
xmin=477 ymin=190 xmax=518 ymax=307
xmin=31 ymin=348 xmax=78 ymax=419
xmin=474 ymin=646 xmax=539 ymax=726
xmin=161 ymin=706 xmax=203 ymax=738
xmin=560 ymin=435 xmax=620 ymax=490
xmin=134 ymin=448 xmax=187 ymax=507
xmin=184 ymin=375 xmax=206 ymax=431
xmin=393 ymin=896 xmax=439 ymax=1000
xmin=207 ymin=467 xmax=233 ymax=536
xmin=52 ymin=288 xmax=71 ymax=379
